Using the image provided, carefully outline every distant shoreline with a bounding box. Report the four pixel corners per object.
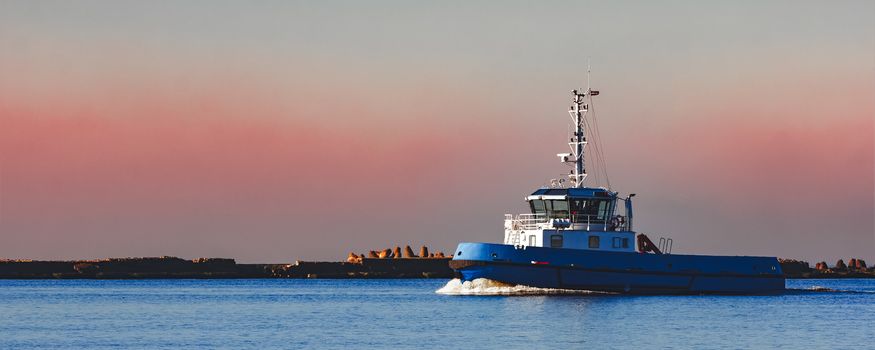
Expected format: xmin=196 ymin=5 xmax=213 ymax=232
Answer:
xmin=0 ymin=256 xmax=454 ymax=279
xmin=2 ymin=256 xmax=873 ymax=279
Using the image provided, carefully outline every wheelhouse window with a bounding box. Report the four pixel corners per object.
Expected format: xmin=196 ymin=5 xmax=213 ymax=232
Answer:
xmin=549 ymin=200 xmax=569 ymax=218
xmin=570 ymin=199 xmax=613 ymax=223
xmin=531 ymin=200 xmax=546 ymax=214
xmin=529 ymin=200 xmax=569 ymax=219
xmin=550 ymin=235 xmax=563 ymax=248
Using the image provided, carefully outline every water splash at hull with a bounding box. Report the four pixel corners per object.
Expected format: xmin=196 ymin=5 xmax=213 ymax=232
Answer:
xmin=435 ymin=278 xmax=611 ymax=296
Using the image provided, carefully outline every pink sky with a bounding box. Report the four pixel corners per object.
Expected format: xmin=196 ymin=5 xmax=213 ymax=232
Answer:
xmin=1 ymin=1 xmax=872 ymax=262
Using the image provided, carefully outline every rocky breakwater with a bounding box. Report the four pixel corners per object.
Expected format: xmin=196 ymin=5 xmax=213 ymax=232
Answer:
xmin=0 ymin=245 xmax=453 ymax=279
xmin=273 ymin=245 xmax=453 ymax=278
xmin=0 ymin=257 xmax=280 ymax=279
xmin=779 ymin=258 xmax=875 ymax=278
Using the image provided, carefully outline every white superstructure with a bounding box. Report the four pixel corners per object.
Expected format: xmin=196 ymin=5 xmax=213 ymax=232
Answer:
xmin=503 ymin=70 xmax=638 ymax=252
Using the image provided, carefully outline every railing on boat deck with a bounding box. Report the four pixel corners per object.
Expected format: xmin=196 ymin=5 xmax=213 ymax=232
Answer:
xmin=504 ymin=213 xmax=549 ymax=230
xmin=658 ymin=237 xmax=673 ymax=254
xmin=504 ymin=213 xmax=612 ymax=231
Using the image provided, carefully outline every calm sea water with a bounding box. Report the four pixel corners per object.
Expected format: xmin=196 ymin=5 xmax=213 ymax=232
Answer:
xmin=1 ymin=278 xmax=872 ymax=349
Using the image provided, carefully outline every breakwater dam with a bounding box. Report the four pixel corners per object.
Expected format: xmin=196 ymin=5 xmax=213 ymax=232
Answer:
xmin=1 ymin=251 xmax=872 ymax=280
xmin=0 ymin=245 xmax=453 ymax=279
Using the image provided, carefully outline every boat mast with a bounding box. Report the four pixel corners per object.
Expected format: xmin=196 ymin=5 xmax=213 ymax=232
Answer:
xmin=564 ymin=65 xmax=598 ymax=188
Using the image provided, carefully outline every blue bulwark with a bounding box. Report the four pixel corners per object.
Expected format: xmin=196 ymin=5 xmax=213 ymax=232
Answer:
xmin=450 ymin=242 xmax=786 ymax=294
xmin=531 ymin=187 xmax=616 ymax=198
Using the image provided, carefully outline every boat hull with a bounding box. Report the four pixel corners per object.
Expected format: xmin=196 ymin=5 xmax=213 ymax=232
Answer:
xmin=449 ymin=243 xmax=785 ymax=294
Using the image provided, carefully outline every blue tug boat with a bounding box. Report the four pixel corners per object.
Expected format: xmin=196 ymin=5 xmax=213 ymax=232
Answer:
xmin=449 ymin=75 xmax=785 ymax=294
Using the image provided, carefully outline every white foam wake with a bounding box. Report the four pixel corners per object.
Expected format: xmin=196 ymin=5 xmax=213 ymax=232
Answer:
xmin=807 ymin=285 xmax=835 ymax=292
xmin=435 ymin=278 xmax=607 ymax=296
